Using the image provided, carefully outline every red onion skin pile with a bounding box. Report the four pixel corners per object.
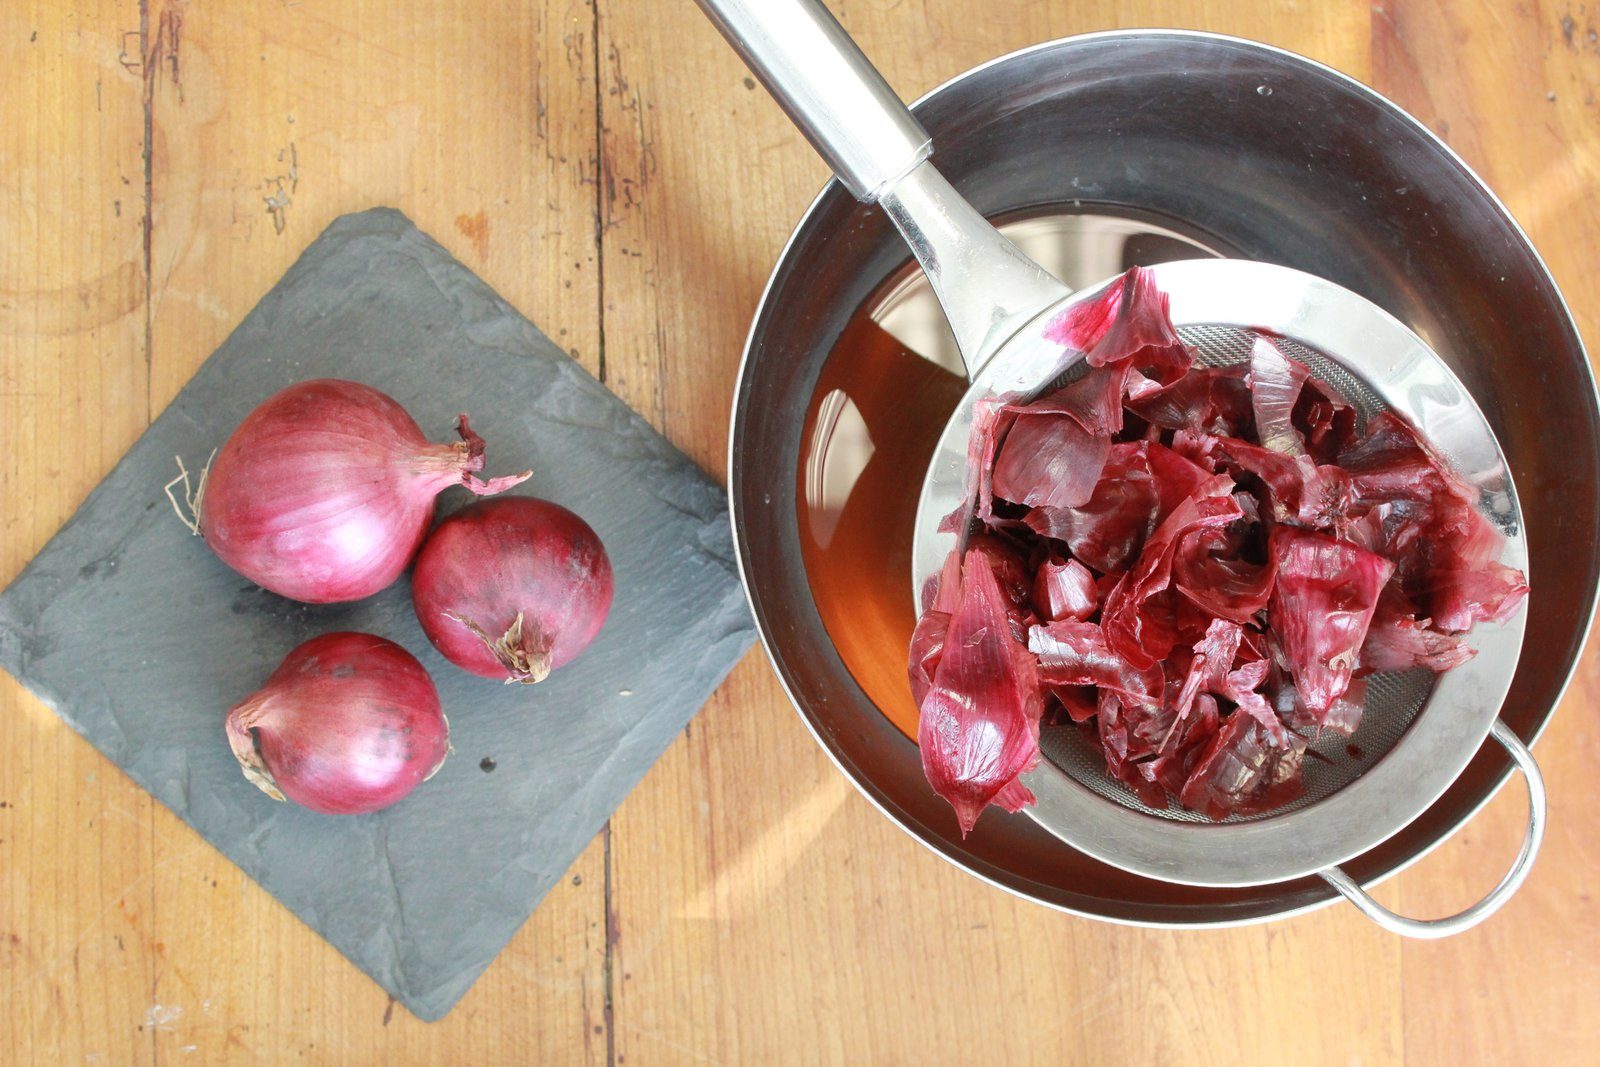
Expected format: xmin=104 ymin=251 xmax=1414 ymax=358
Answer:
xmin=199 ymin=379 xmax=530 ymax=603
xmin=225 ymin=632 xmax=450 ymax=815
xmin=411 ymin=497 xmax=614 ymax=683
xmin=910 ymin=266 xmax=1529 ymax=833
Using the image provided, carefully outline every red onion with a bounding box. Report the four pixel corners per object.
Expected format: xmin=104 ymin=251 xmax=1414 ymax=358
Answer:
xmin=225 ymin=632 xmax=450 ymax=814
xmin=196 ymin=379 xmax=530 ymax=603
xmin=411 ymin=497 xmax=613 ymax=683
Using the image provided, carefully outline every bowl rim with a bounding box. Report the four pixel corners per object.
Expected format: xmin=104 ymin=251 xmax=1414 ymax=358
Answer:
xmin=725 ymin=28 xmax=1599 ymax=927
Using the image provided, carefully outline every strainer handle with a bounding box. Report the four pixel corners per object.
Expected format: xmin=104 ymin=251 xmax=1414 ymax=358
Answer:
xmin=1318 ymin=719 xmax=1546 ymax=939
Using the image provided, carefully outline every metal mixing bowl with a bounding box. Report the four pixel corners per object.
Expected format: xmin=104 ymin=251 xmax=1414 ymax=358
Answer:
xmin=729 ymin=31 xmax=1598 ymax=926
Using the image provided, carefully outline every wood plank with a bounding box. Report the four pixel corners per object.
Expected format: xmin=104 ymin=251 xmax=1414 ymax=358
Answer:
xmin=598 ymin=3 xmax=1402 ymax=1065
xmin=1371 ymin=2 xmax=1600 ymax=1060
xmin=89 ymin=0 xmax=606 ymax=1056
xmin=0 ymin=3 xmax=157 ymax=1064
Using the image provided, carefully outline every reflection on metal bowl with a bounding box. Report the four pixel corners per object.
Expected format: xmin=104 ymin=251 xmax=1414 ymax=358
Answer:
xmin=798 ymin=210 xmax=1228 ymax=741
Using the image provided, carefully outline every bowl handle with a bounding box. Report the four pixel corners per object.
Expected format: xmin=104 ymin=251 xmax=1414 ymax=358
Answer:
xmin=1317 ymin=719 xmax=1545 ymax=939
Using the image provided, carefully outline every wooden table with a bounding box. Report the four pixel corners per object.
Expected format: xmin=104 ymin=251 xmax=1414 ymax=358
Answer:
xmin=4 ymin=1 xmax=1597 ymax=1062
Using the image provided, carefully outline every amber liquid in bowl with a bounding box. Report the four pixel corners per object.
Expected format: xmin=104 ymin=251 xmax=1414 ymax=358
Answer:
xmin=795 ymin=208 xmax=1231 ymax=740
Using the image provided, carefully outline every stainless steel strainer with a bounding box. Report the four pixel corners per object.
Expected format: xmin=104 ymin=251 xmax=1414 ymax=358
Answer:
xmin=697 ymin=0 xmax=1544 ymax=936
xmin=911 ymin=260 xmax=1542 ymax=937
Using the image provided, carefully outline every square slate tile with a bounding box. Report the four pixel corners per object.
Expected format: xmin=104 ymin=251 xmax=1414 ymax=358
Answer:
xmin=0 ymin=208 xmax=755 ymax=1021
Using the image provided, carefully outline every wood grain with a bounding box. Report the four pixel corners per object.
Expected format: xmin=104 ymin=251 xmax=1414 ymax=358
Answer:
xmin=135 ymin=0 xmax=612 ymax=1061
xmin=1369 ymin=3 xmax=1600 ymax=1061
xmin=1 ymin=3 xmax=155 ymax=1063
xmin=2 ymin=0 xmax=1597 ymax=1062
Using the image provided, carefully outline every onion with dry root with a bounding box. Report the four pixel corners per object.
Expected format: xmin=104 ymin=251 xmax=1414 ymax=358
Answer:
xmin=411 ymin=496 xmax=614 ymax=683
xmin=225 ymin=632 xmax=451 ymax=814
xmin=177 ymin=379 xmax=530 ymax=604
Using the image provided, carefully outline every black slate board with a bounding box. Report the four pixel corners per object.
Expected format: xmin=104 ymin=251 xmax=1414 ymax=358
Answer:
xmin=0 ymin=208 xmax=755 ymax=1021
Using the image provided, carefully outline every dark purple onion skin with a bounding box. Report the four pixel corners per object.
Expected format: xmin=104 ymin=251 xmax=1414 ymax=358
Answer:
xmin=225 ymin=632 xmax=450 ymax=815
xmin=411 ymin=497 xmax=614 ymax=682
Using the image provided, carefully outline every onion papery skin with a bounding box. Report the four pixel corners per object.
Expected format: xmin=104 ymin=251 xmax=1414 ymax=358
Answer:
xmin=411 ymin=497 xmax=614 ymax=683
xmin=199 ymin=379 xmax=530 ymax=603
xmin=225 ymin=632 xmax=450 ymax=815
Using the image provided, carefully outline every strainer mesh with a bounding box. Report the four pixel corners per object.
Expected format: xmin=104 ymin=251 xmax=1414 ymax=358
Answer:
xmin=1034 ymin=324 xmax=1439 ymax=823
